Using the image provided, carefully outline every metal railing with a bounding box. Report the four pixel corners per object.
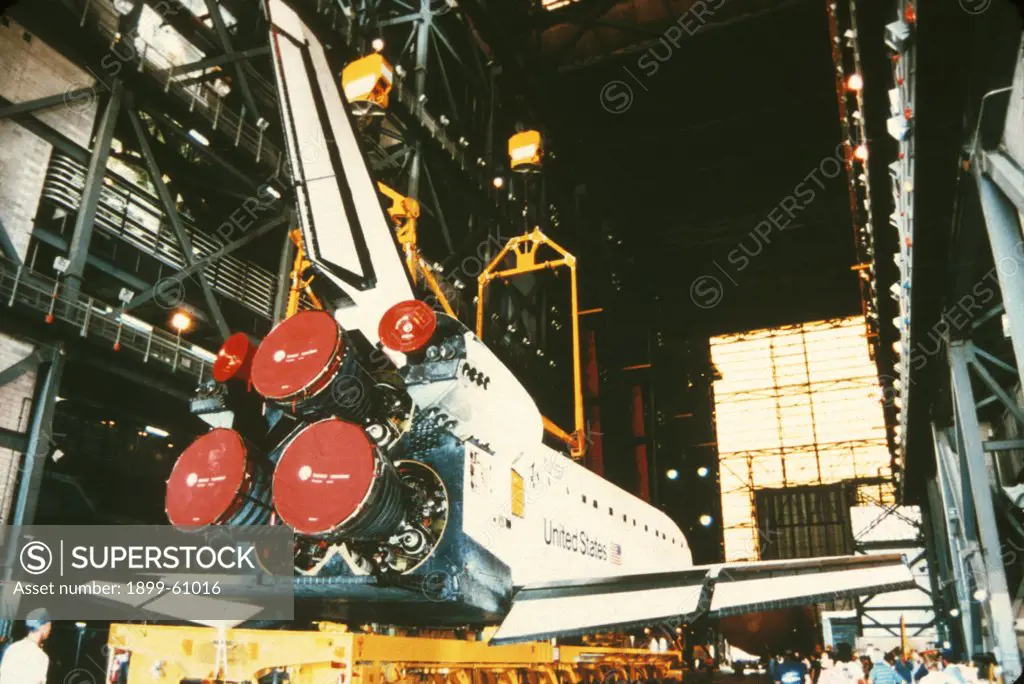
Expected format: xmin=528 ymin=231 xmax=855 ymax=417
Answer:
xmin=41 ymin=153 xmax=279 ymax=319
xmin=0 ymin=255 xmax=215 ymax=387
xmin=74 ymin=0 xmax=284 ymax=174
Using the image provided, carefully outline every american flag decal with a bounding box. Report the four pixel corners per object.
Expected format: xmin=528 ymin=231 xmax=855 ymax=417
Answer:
xmin=611 ymin=542 xmax=621 ymax=565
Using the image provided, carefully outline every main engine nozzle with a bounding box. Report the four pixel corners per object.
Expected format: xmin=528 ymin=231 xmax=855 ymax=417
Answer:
xmin=272 ymin=418 xmax=405 ymax=539
xmin=250 ymin=310 xmax=375 ymax=421
xmin=165 ymin=428 xmax=272 ymax=527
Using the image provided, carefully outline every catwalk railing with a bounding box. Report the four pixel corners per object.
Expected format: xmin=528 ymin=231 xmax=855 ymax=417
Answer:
xmin=41 ymin=153 xmax=279 ymax=319
xmin=0 ymin=255 xmax=215 ymax=387
xmin=74 ymin=0 xmax=283 ymax=174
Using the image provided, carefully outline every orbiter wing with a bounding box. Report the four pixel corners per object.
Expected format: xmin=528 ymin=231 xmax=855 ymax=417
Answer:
xmin=491 ymin=553 xmax=915 ymax=644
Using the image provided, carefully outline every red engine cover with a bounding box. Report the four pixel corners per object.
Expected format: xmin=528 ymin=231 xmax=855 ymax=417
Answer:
xmin=212 ymin=332 xmax=256 ymax=383
xmin=272 ymin=418 xmax=377 ymax=536
xmin=251 ymin=310 xmax=343 ymax=400
xmin=378 ymin=300 xmax=437 ymax=353
xmin=166 ymin=428 xmax=249 ymax=527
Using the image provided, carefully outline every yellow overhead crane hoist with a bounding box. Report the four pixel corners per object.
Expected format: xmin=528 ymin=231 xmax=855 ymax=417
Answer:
xmin=341 ymin=52 xmax=393 ymax=112
xmin=508 ymin=130 xmax=543 ymax=171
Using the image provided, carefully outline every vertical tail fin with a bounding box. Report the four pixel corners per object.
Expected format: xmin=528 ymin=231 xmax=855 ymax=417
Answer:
xmin=266 ymin=0 xmax=413 ymax=345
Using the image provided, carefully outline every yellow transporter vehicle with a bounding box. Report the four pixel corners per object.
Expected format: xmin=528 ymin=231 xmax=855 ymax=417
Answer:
xmin=106 ymin=623 xmax=684 ymax=684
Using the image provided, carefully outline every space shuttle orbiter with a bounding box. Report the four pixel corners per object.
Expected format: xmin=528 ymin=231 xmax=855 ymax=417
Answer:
xmin=159 ymin=0 xmax=917 ymax=643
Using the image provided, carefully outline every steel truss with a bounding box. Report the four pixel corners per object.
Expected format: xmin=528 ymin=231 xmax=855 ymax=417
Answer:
xmin=921 ymin=58 xmax=1024 ymax=676
xmin=4 ymin=0 xmax=544 ymax=338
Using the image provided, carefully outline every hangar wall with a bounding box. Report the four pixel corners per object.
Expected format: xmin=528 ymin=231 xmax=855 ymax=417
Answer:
xmin=0 ymin=18 xmax=97 ymax=524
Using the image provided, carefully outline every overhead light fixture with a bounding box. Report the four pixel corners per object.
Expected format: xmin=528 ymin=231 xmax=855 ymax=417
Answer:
xmin=492 ymin=176 xmax=504 ymax=189
xmin=972 ymin=588 xmax=988 ymax=601
xmin=696 ymin=466 xmax=709 ymax=478
xmin=371 ymin=37 xmax=385 ymax=52
xmin=170 ymin=310 xmax=193 ymax=333
xmin=188 ymin=129 xmax=210 ymax=147
xmin=949 ymin=607 xmax=960 ymax=617
xmin=113 ymin=0 xmax=136 ymax=15
xmin=884 ymin=20 xmax=910 ymax=52
xmin=212 ymin=79 xmax=231 ymax=98
xmin=854 ymin=144 xmax=868 ymax=161
xmin=666 ymin=468 xmax=679 ymax=480
xmin=145 ymin=425 xmax=170 ymax=438
xmin=266 ymin=186 xmax=281 ymax=199
xmin=698 ymin=514 xmax=713 ymax=527
xmin=846 ymin=73 xmax=864 ymax=91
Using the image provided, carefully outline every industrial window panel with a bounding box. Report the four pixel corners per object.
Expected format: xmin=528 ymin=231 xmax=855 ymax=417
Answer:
xmin=710 ymin=316 xmax=894 ymax=562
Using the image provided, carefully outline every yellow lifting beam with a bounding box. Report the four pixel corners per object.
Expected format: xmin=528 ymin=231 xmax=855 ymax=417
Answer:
xmin=107 ymin=623 xmax=682 ymax=684
xmin=475 ymin=227 xmax=585 ymax=459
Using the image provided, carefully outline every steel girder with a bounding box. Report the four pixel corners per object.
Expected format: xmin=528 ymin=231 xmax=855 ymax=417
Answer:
xmin=931 ymin=342 xmax=1023 ymax=678
xmin=0 ymin=218 xmax=20 ymax=266
xmin=0 ymin=87 xmax=96 ymax=120
xmin=202 ymin=0 xmax=263 ymax=126
xmin=64 ymin=80 xmax=123 ymax=298
xmin=7 ymin=344 xmax=65 ymax=530
xmin=122 ymin=212 xmax=292 ymax=312
xmin=0 ymin=347 xmax=55 ymax=390
xmin=125 ymin=102 xmax=231 ymax=340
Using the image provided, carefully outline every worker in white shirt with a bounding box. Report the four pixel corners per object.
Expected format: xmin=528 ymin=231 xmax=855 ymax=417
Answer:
xmin=0 ymin=608 xmax=51 ymax=684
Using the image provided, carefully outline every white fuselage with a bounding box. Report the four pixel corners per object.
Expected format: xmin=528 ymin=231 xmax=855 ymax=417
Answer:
xmin=461 ymin=441 xmax=693 ymax=586
xmin=401 ymin=329 xmax=694 ymax=587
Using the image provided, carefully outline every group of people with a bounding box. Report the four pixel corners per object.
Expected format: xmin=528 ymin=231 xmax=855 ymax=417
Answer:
xmin=768 ymin=645 xmax=1003 ymax=684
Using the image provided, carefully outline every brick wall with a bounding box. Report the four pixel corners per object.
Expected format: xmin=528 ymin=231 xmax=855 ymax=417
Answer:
xmin=0 ymin=17 xmax=97 ymax=524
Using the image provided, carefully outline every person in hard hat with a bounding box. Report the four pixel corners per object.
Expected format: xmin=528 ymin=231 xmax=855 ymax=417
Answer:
xmin=0 ymin=608 xmax=51 ymax=684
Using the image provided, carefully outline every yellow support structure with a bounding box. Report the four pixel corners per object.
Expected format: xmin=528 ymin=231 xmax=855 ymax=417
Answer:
xmin=107 ymin=624 xmax=682 ymax=684
xmin=377 ymin=181 xmax=456 ymax=318
xmin=287 ymin=228 xmax=323 ymax=319
xmin=476 ymin=228 xmax=585 ymax=459
xmin=286 ymin=185 xmax=456 ymax=319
